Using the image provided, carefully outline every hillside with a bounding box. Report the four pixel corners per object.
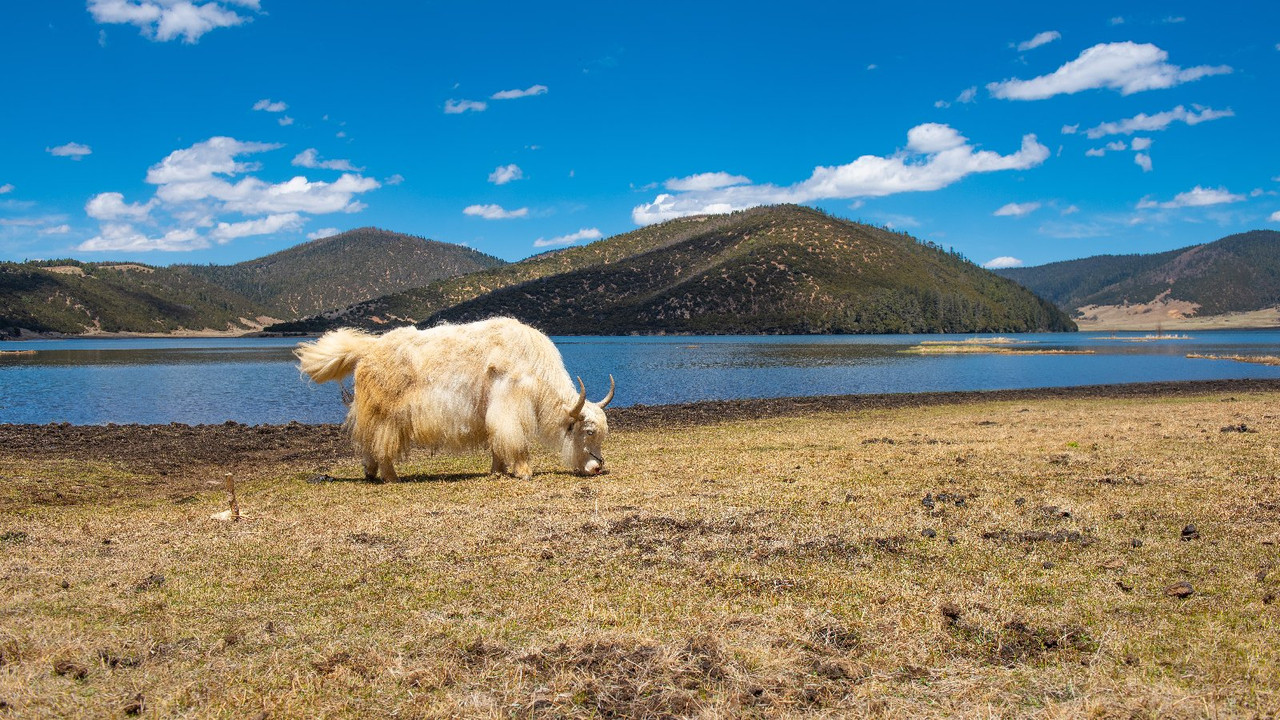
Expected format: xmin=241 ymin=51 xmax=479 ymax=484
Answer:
xmin=995 ymin=230 xmax=1280 ymax=328
xmin=179 ymin=227 xmax=505 ymax=317
xmin=0 ymin=229 xmax=503 ymax=336
xmin=275 ymin=205 xmax=1075 ymax=335
xmin=0 ymin=260 xmax=269 ymax=336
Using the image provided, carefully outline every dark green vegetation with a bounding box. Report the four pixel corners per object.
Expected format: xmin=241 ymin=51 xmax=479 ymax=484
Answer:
xmin=995 ymin=230 xmax=1280 ymax=315
xmin=0 ymin=229 xmax=503 ymax=335
xmin=179 ymin=227 xmax=504 ymax=318
xmin=275 ymin=205 xmax=1075 ymax=335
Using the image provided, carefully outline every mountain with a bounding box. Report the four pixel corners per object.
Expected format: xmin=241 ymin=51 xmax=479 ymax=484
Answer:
xmin=0 ymin=260 xmax=269 ymax=336
xmin=178 ymin=227 xmax=505 ymax=317
xmin=274 ymin=205 xmax=1075 ymax=335
xmin=995 ymin=230 xmax=1280 ymax=328
xmin=0 ymin=229 xmax=503 ymax=336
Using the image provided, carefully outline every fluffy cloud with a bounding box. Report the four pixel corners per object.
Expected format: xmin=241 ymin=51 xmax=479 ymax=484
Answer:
xmin=664 ymin=172 xmax=751 ymax=192
xmin=307 ymin=227 xmax=341 ymax=240
xmin=987 ymin=42 xmax=1231 ymax=100
xmin=47 ymin=142 xmax=92 ymax=160
xmin=210 ymin=212 xmax=303 ymax=242
xmin=40 ymin=224 xmax=72 ymax=236
xmin=1134 ymin=153 xmax=1153 ymax=172
xmin=533 ymin=227 xmax=602 ymax=248
xmin=292 ymin=148 xmax=362 ymax=172
xmin=78 ymin=136 xmax=380 ymax=252
xmin=444 ymin=99 xmax=487 ymax=114
xmin=0 ymin=184 xmax=12 ymax=194
xmin=463 ymin=204 xmax=528 ymax=220
xmin=1270 ymin=211 xmax=1280 ymax=222
xmin=87 ymin=0 xmax=260 ymax=43
xmin=384 ymin=174 xmax=404 ymax=186
xmin=85 ymin=192 xmax=156 ymax=220
xmin=1017 ymin=31 xmax=1061 ymax=52
xmin=1130 ymin=137 xmax=1152 ymax=151
xmin=982 ymin=256 xmax=1024 ymax=269
xmin=1137 ymin=185 xmax=1245 ymax=209
xmin=488 ymin=164 xmax=524 ymax=185
xmin=253 ymin=98 xmax=287 ymax=112
xmin=491 ymin=85 xmax=548 ymax=100
xmin=993 ymin=202 xmax=1041 ymax=217
xmin=633 ymin=123 xmax=1048 ymax=225
xmin=1082 ymin=105 xmax=1234 ymax=138
xmin=79 ymin=223 xmax=208 ymax=252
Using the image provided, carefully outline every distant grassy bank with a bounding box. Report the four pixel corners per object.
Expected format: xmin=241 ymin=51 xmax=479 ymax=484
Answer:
xmin=2 ymin=385 xmax=1278 ymax=717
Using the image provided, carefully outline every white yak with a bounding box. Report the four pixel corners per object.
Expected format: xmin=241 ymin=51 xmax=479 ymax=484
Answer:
xmin=296 ymin=317 xmax=613 ymax=482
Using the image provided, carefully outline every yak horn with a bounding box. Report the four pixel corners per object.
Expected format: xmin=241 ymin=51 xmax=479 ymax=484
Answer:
xmin=569 ymin=376 xmax=588 ymax=419
xmin=598 ymin=375 xmax=615 ymax=408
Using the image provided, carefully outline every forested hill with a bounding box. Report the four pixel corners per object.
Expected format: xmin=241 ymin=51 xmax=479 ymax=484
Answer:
xmin=994 ymin=230 xmax=1280 ymax=316
xmin=274 ymin=205 xmax=1076 ymax=335
xmin=0 ymin=228 xmax=502 ymax=336
xmin=178 ymin=227 xmax=505 ymax=318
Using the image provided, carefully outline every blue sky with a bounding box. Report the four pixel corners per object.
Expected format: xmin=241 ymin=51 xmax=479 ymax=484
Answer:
xmin=1 ymin=2 xmax=1277 ymax=269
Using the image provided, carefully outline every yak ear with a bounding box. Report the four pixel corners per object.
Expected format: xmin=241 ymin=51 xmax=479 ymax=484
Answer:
xmin=598 ymin=375 xmax=615 ymax=408
xmin=568 ymin=376 xmax=587 ymax=420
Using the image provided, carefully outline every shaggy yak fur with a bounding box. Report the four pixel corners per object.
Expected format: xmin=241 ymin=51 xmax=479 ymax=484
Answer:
xmin=295 ymin=317 xmax=613 ymax=482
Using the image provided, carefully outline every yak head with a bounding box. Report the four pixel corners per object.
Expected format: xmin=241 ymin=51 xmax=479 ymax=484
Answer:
xmin=563 ymin=375 xmax=614 ymax=476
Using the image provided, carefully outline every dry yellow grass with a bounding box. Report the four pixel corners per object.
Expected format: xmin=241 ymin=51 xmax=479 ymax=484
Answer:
xmin=2 ymin=391 xmax=1279 ymax=718
xmin=904 ymin=344 xmax=1094 ymax=356
xmin=1187 ymin=353 xmax=1280 ymax=367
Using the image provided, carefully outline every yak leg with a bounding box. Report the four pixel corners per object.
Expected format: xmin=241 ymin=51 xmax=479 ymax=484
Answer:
xmin=378 ymin=459 xmax=400 ymax=483
xmin=490 ymin=455 xmax=507 ymax=476
xmin=487 ymin=391 xmax=534 ymax=481
xmin=363 ymin=453 xmax=379 ymax=482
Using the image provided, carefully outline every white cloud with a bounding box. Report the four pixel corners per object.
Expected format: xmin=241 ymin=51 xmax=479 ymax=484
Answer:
xmin=47 ymin=142 xmax=92 ymax=160
xmin=987 ymin=42 xmax=1232 ymax=100
xmin=79 ymin=136 xmax=380 ymax=252
xmin=146 ymin=136 xmax=280 ymax=185
xmin=78 ymin=223 xmax=208 ymax=252
xmin=1270 ymin=211 xmax=1280 ymax=222
xmin=463 ymin=204 xmax=528 ymax=220
xmin=1106 ymin=140 xmax=1127 ymax=151
xmin=1134 ymin=153 xmax=1153 ymax=172
xmin=85 ymin=192 xmax=155 ymax=221
xmin=1110 ymin=16 xmax=1125 ymax=25
xmin=664 ymin=172 xmax=752 ymax=192
xmin=1061 ymin=205 xmax=1080 ymax=215
xmin=955 ymin=86 xmax=978 ymax=103
xmin=292 ymin=148 xmax=362 ymax=172
xmin=1085 ymin=147 xmax=1107 ymax=157
xmin=982 ymin=256 xmax=1024 ymax=269
xmin=488 ymin=164 xmax=524 ymax=185
xmin=210 ymin=212 xmax=303 ymax=242
xmin=1017 ymin=30 xmax=1061 ymax=52
xmin=384 ymin=174 xmax=404 ymax=186
xmin=40 ymin=224 xmax=72 ymax=236
xmin=1137 ymin=185 xmax=1246 ymax=209
xmin=633 ymin=123 xmax=1048 ymax=225
xmin=444 ymin=99 xmax=487 ymax=114
xmin=1083 ymin=105 xmax=1234 ymax=138
xmin=278 ymin=116 xmax=294 ymax=127
xmin=1061 ymin=124 xmax=1079 ymax=135
xmin=308 ymin=227 xmax=341 ymax=240
xmin=490 ymin=84 xmax=548 ymax=100
xmin=533 ymin=227 xmax=602 ymax=248
xmin=867 ymin=64 xmax=878 ymax=71
xmin=1130 ymin=137 xmax=1152 ymax=151
xmin=253 ymin=98 xmax=287 ymax=112
xmin=87 ymin=0 xmax=259 ymax=44
xmin=0 ymin=184 xmax=12 ymax=194
xmin=993 ymin=202 xmax=1041 ymax=217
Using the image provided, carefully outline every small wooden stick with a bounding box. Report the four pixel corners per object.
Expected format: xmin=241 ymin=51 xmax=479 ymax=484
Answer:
xmin=225 ymin=473 xmax=240 ymax=521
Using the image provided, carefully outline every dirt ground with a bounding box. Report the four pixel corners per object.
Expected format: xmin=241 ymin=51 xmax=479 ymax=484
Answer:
xmin=4 ymin=378 xmax=1280 ymax=482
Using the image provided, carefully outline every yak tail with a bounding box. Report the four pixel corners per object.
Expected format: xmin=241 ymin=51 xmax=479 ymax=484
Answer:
xmin=295 ymin=327 xmax=376 ymax=384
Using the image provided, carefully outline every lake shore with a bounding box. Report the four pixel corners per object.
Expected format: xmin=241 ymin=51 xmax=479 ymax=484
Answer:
xmin=2 ymin=378 xmax=1278 ymax=716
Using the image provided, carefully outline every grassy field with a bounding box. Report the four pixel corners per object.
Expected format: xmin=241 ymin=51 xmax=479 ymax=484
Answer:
xmin=2 ymin=390 xmax=1279 ymax=718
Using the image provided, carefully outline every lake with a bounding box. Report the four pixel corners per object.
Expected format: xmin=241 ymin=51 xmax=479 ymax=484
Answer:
xmin=2 ymin=331 xmax=1280 ymax=425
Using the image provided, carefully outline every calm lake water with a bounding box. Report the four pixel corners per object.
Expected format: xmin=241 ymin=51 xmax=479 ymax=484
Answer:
xmin=3 ymin=331 xmax=1280 ymax=425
